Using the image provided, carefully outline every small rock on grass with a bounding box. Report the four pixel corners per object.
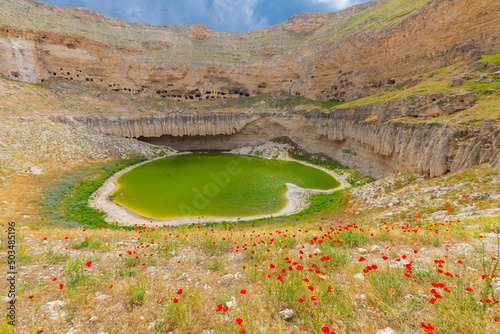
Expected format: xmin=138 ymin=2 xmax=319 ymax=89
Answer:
xmin=354 ymin=273 xmax=365 ymax=280
xmin=279 ymin=308 xmax=294 ymax=320
xmin=374 ymin=328 xmax=398 ymax=334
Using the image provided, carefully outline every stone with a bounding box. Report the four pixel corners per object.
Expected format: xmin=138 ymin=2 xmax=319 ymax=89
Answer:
xmin=96 ymin=293 xmax=110 ymax=300
xmin=374 ymin=327 xmax=398 ymax=334
xmin=354 ymin=273 xmax=365 ymax=280
xmin=44 ymin=300 xmax=66 ymax=317
xmin=226 ymin=297 xmax=237 ymax=309
xmin=279 ymin=308 xmax=294 ymax=320
xmin=449 ymin=78 xmax=463 ymax=87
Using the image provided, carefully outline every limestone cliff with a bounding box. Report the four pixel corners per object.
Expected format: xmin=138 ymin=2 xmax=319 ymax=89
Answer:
xmin=51 ymin=106 xmax=500 ymax=180
xmin=1 ymin=0 xmax=499 ymax=101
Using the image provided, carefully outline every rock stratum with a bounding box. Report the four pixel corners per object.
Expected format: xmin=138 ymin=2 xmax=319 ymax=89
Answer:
xmin=0 ymin=0 xmax=499 ymax=101
xmin=51 ymin=102 xmax=500 ymax=179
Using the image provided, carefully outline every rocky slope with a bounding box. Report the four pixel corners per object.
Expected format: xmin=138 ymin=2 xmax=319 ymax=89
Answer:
xmin=52 ymin=105 xmax=499 ymax=180
xmin=0 ymin=0 xmax=499 ymax=101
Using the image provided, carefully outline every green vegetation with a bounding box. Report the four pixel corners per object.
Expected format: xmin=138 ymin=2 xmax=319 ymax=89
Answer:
xmin=43 ymin=156 xmax=147 ymax=230
xmin=45 ymin=245 xmax=69 ymax=264
xmin=64 ymin=257 xmax=89 ymax=287
xmin=480 ymin=54 xmax=500 ymax=64
xmin=71 ymin=238 xmax=110 ymax=251
xmin=274 ymin=137 xmax=372 ymax=187
xmin=205 ymin=258 xmax=224 ymax=271
xmin=126 ymin=279 xmax=147 ymax=307
xmin=333 ymin=0 xmax=431 ymax=37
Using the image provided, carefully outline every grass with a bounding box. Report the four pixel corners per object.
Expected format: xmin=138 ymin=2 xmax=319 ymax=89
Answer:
xmin=45 ymin=245 xmax=69 ymax=264
xmin=71 ymin=238 xmax=110 ymax=251
xmin=43 ymin=156 xmax=147 ymax=230
xmin=480 ymin=54 xmax=500 ymax=64
xmin=126 ymin=279 xmax=147 ymax=307
xmin=331 ymin=0 xmax=431 ymax=39
xmin=205 ymin=258 xmax=224 ymax=271
xmin=6 ymin=173 xmax=500 ymax=333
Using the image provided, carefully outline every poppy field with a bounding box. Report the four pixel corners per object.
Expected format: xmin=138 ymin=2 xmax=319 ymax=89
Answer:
xmin=2 ymin=163 xmax=499 ymax=333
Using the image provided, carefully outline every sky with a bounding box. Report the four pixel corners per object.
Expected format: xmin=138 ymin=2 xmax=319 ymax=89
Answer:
xmin=41 ymin=0 xmax=369 ymax=33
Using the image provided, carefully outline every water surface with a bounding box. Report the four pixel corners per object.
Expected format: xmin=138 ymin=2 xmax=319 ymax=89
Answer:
xmin=111 ymin=153 xmax=340 ymax=219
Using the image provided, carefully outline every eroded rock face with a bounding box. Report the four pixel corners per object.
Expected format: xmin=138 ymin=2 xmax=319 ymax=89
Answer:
xmin=0 ymin=0 xmax=499 ymax=101
xmin=51 ymin=108 xmax=500 ymax=180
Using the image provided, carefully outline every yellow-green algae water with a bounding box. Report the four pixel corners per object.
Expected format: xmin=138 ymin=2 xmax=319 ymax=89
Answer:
xmin=111 ymin=153 xmax=340 ymax=220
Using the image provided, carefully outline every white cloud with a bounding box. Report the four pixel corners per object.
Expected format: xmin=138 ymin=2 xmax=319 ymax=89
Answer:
xmin=312 ymin=0 xmax=360 ymax=10
xmin=43 ymin=0 xmax=366 ymax=33
xmin=208 ymin=0 xmax=267 ymax=32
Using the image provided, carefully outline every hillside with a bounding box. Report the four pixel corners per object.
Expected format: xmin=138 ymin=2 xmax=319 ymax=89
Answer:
xmin=1 ymin=0 xmax=499 ymax=101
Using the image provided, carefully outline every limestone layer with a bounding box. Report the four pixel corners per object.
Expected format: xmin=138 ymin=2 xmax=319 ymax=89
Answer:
xmin=52 ymin=110 xmax=500 ymax=180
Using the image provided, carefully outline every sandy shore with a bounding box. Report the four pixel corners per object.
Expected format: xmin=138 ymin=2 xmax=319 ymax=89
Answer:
xmin=89 ymin=146 xmax=351 ymax=226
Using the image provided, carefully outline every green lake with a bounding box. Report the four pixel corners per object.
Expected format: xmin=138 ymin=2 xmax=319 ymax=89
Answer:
xmin=110 ymin=153 xmax=340 ymax=220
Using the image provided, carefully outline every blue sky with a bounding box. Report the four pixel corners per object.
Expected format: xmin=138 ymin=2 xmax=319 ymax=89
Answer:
xmin=41 ymin=0 xmax=369 ymax=33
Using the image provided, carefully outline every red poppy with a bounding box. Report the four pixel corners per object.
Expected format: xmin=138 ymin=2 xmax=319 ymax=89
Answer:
xmin=109 ymin=285 xmax=113 ymax=289
xmin=420 ymin=322 xmax=435 ymax=333
xmin=270 ymin=264 xmax=275 ymax=269
xmin=308 ymin=286 xmax=314 ymax=292
xmin=382 ymin=256 xmax=389 ymax=260
xmin=277 ymin=276 xmax=285 ymax=282
xmin=299 ymin=298 xmax=305 ymax=303
xmin=85 ymin=261 xmax=92 ymax=267
xmin=240 ymin=290 xmax=246 ymax=295
xmin=465 ymin=287 xmax=474 ymax=292
xmin=216 ymin=304 xmax=223 ymax=312
xmin=157 ymin=299 xmax=162 ymax=304
xmin=173 ymin=298 xmax=179 ymax=303
xmin=59 ymin=284 xmax=64 ymax=289
xmin=236 ymin=318 xmax=243 ymax=326
xmin=321 ymin=326 xmax=330 ymax=333
xmin=52 ymin=278 xmax=57 ymax=282
xmin=177 ymin=289 xmax=183 ymax=295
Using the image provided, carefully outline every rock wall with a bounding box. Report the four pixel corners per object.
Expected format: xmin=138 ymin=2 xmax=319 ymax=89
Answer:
xmin=52 ymin=110 xmax=500 ymax=180
xmin=1 ymin=0 xmax=499 ymax=101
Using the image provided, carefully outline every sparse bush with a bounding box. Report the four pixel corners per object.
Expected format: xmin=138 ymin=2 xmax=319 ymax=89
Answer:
xmin=45 ymin=245 xmax=69 ymax=263
xmin=205 ymin=258 xmax=224 ymax=271
xmin=126 ymin=279 xmax=146 ymax=307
